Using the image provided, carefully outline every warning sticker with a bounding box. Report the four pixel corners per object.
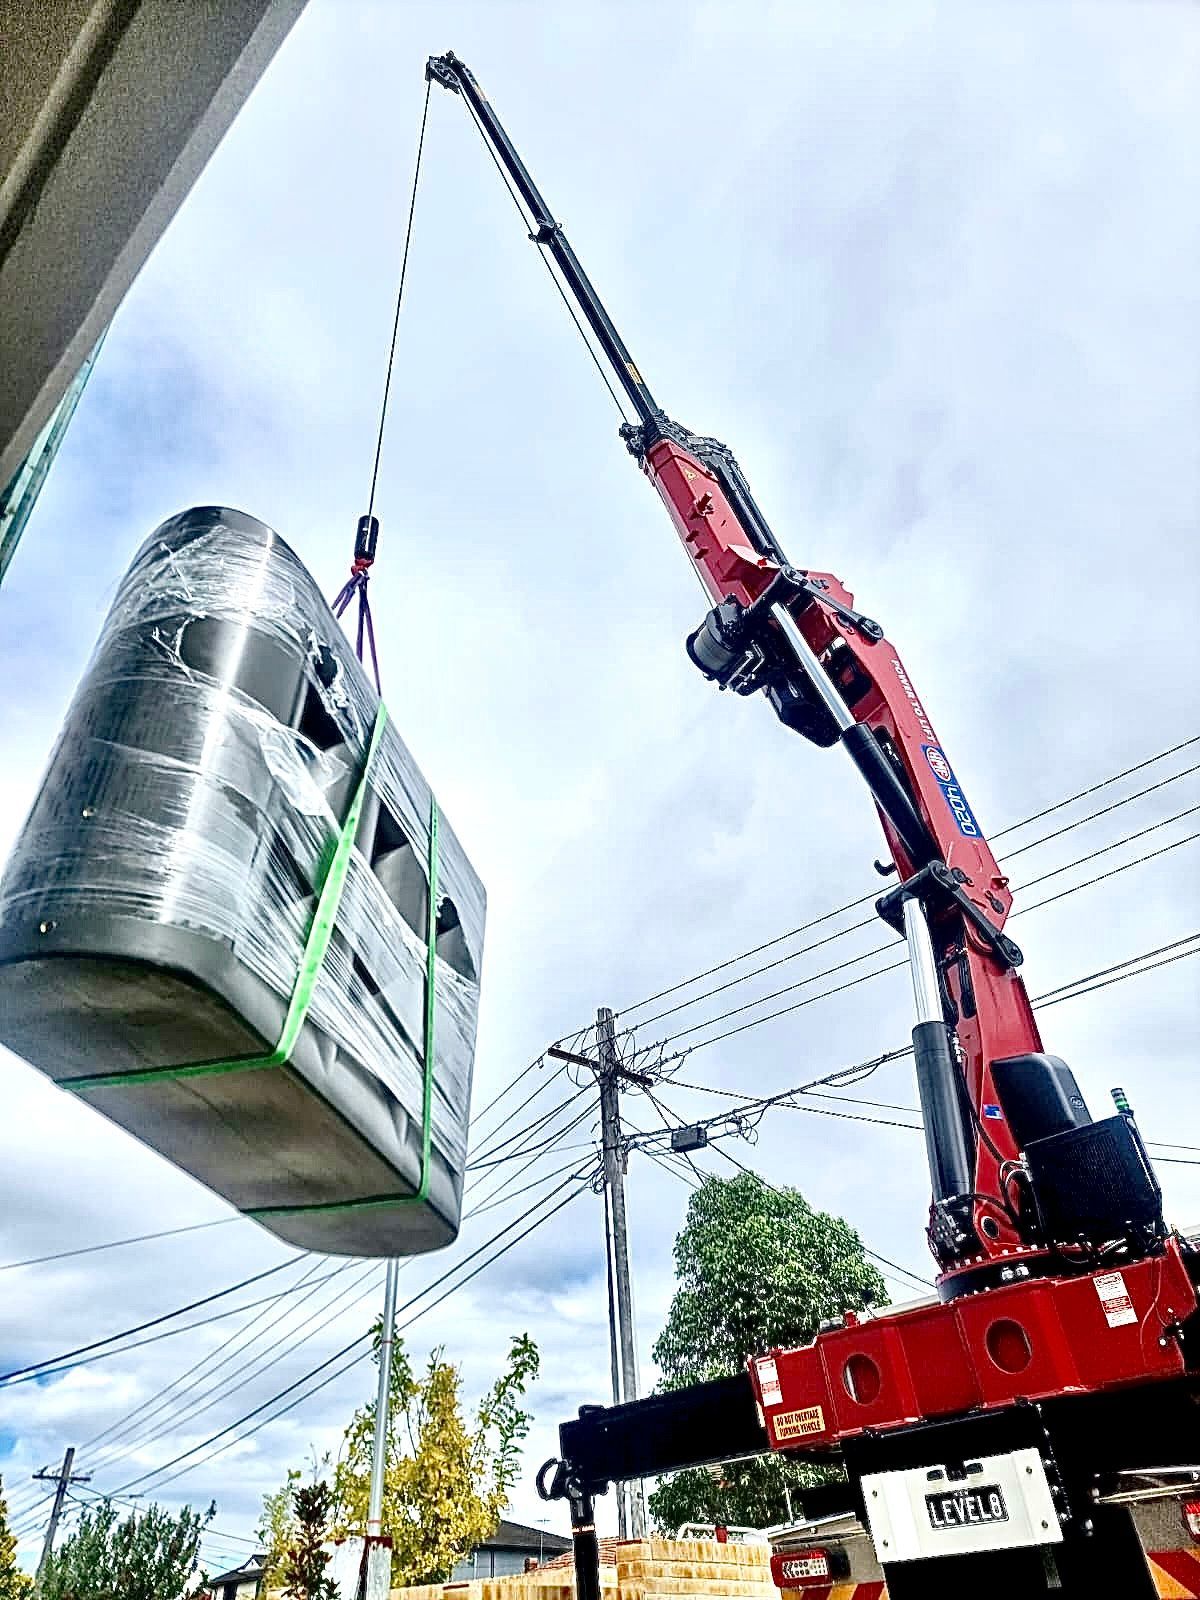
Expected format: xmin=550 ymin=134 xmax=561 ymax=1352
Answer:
xmin=1094 ymin=1271 xmax=1137 ymax=1328
xmin=755 ymin=1357 xmax=782 ymax=1408
xmin=773 ymin=1405 xmax=826 ymax=1441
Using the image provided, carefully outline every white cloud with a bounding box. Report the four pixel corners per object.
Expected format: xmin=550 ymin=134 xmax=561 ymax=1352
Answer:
xmin=1 ymin=0 xmax=1197 ymax=1563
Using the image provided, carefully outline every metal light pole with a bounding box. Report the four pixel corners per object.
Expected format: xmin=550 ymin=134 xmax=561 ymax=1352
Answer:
xmin=367 ymin=1259 xmax=400 ymax=1539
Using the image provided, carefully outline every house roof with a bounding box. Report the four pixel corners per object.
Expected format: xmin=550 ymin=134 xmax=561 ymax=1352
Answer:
xmin=206 ymin=1555 xmax=266 ymax=1586
xmin=483 ymin=1519 xmax=571 ymax=1554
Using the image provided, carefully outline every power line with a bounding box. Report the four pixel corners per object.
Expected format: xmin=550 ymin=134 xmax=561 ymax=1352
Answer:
xmin=0 ymin=1261 xmax=356 ymax=1395
xmin=0 ymin=1217 xmax=240 ymax=1275
xmin=0 ymin=1256 xmax=303 ymax=1387
xmin=77 ymin=1256 xmax=336 ymax=1458
xmin=104 ymin=1167 xmax=597 ymax=1499
xmin=630 ymin=799 xmax=1200 ymax=1044
xmin=73 ymin=1112 xmax=606 ymax=1493
xmin=467 ymin=1083 xmax=591 ymax=1169
xmin=28 ymin=1102 xmax=600 ymax=1503
xmin=601 ymin=736 xmax=1198 ymax=1027
xmin=83 ymin=1117 xmax=600 ymax=1480
xmin=651 ymin=936 xmax=1200 ymax=1157
xmin=80 ymin=1262 xmax=380 ymax=1478
xmin=633 ymin=804 xmax=1199 ymax=1058
xmin=635 ymin=841 xmax=1200 ymax=1068
xmin=652 ymin=1095 xmax=936 ymax=1293
xmin=1000 ymin=761 xmax=1200 ymax=862
xmin=138 ymin=1179 xmax=592 ymax=1501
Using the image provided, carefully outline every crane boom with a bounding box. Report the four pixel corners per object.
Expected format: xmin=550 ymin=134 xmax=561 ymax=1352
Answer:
xmin=427 ymin=49 xmax=1168 ymax=1284
xmin=427 ymin=50 xmax=1200 ymax=1598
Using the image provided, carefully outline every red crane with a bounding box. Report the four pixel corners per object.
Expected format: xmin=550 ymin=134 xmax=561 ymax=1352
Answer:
xmin=427 ymin=51 xmax=1200 ymax=1599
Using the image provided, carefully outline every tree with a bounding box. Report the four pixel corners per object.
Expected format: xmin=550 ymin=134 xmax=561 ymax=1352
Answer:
xmin=331 ymin=1324 xmax=540 ymax=1586
xmin=280 ymin=1482 xmax=337 ymax=1600
xmin=37 ymin=1497 xmax=214 ymax=1600
xmin=0 ymin=1475 xmax=32 ymax=1600
xmin=257 ymin=1467 xmax=301 ymax=1588
xmin=648 ymin=1173 xmax=887 ymax=1532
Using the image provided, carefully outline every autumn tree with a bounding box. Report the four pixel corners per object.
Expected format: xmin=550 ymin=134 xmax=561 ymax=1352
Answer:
xmin=649 ymin=1173 xmax=886 ymax=1531
xmin=37 ymin=1497 xmax=214 ymax=1600
xmin=257 ymin=1467 xmax=301 ymax=1588
xmin=280 ymin=1482 xmax=337 ymax=1600
xmin=331 ymin=1322 xmax=540 ymax=1585
xmin=0 ymin=1475 xmax=32 ymax=1600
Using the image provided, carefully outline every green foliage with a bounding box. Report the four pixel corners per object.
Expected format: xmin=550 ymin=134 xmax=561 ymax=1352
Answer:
xmin=257 ymin=1467 xmax=301 ymax=1588
xmin=36 ymin=1497 xmax=213 ymax=1600
xmin=280 ymin=1482 xmax=337 ymax=1600
xmin=649 ymin=1173 xmax=887 ymax=1532
xmin=331 ymin=1324 xmax=540 ymax=1586
xmin=0 ymin=1475 xmax=33 ymax=1599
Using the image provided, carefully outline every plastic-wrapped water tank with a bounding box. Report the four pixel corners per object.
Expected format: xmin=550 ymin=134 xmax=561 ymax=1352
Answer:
xmin=0 ymin=507 xmax=485 ymax=1257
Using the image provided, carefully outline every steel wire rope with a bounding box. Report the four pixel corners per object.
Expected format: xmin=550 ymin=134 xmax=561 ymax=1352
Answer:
xmin=571 ymin=737 xmax=1200 ymax=1034
xmin=104 ymin=1166 xmax=598 ymax=1498
xmin=363 ymin=78 xmax=432 ymax=524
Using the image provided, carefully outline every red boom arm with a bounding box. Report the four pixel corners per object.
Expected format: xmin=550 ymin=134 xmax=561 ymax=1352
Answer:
xmin=640 ymin=429 xmax=1042 ymax=1269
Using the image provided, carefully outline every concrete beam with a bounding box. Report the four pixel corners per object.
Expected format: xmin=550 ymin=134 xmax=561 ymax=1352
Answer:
xmin=0 ymin=0 xmax=307 ymax=489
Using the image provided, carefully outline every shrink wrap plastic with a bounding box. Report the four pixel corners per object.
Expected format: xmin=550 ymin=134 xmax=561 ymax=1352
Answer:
xmin=0 ymin=507 xmax=485 ymax=1256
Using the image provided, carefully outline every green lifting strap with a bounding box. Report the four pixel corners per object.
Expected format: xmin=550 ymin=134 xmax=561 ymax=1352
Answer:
xmin=62 ymin=704 xmax=441 ymax=1215
xmin=248 ymin=793 xmax=439 ymax=1221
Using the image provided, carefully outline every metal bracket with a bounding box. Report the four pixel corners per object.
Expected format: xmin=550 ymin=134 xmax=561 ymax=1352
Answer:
xmin=777 ymin=565 xmax=883 ymax=643
xmin=877 ymin=862 xmax=1023 ymax=969
xmin=425 ymin=52 xmax=462 ymax=91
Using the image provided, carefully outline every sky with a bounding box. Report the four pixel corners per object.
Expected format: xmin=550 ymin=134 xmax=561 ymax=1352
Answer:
xmin=1 ymin=0 xmax=1198 ymax=1575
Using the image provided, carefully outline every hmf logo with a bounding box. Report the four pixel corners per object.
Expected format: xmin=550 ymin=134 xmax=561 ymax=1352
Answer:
xmin=922 ymin=744 xmax=981 ymax=838
xmin=925 ymin=747 xmax=953 ymax=784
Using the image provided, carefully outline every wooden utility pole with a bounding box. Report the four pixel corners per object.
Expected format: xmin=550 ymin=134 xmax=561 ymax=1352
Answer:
xmin=602 ymin=1176 xmax=629 ymax=1538
xmin=34 ymin=1447 xmax=90 ymax=1581
xmin=596 ymin=1007 xmax=647 ymax=1540
xmin=548 ymin=1018 xmax=653 ymax=1539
